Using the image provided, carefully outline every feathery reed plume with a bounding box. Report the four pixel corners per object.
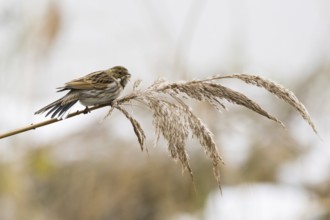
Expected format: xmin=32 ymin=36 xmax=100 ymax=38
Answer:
xmin=116 ymin=106 xmax=146 ymax=151
xmin=104 ymin=74 xmax=317 ymax=189
xmin=212 ymin=74 xmax=318 ymax=134
xmin=161 ymin=82 xmax=285 ymax=127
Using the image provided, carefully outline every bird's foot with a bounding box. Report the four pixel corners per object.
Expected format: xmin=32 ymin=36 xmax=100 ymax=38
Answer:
xmin=83 ymin=107 xmax=91 ymax=114
xmin=110 ymin=100 xmax=118 ymax=107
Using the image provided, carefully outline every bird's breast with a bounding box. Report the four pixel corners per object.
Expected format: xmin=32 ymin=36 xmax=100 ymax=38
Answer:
xmin=78 ymin=85 xmax=123 ymax=106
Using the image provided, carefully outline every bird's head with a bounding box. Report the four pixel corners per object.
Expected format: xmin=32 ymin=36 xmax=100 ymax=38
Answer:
xmin=109 ymin=66 xmax=131 ymax=88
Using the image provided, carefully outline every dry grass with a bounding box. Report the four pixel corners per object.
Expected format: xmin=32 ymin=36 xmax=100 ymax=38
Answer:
xmin=107 ymin=74 xmax=318 ymax=190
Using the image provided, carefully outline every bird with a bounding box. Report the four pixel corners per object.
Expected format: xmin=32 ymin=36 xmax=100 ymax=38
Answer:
xmin=35 ymin=66 xmax=131 ymax=118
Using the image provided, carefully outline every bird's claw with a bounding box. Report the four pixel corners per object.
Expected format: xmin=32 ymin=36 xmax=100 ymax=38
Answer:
xmin=83 ymin=107 xmax=91 ymax=114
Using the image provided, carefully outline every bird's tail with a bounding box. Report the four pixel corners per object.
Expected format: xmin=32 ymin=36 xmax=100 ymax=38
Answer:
xmin=35 ymin=96 xmax=78 ymax=118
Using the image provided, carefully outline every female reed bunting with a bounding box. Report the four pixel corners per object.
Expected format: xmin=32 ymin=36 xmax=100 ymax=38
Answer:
xmin=35 ymin=66 xmax=131 ymax=118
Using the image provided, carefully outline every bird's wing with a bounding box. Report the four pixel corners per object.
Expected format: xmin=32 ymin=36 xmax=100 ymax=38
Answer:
xmin=60 ymin=71 xmax=117 ymax=90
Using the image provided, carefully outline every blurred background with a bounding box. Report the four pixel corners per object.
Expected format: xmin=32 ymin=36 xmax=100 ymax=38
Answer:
xmin=0 ymin=0 xmax=329 ymax=219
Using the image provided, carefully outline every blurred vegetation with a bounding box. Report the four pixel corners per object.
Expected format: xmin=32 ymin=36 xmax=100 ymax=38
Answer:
xmin=0 ymin=144 xmax=216 ymax=220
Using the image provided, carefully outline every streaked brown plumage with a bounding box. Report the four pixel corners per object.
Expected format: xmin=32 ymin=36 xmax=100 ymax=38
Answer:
xmin=35 ymin=66 xmax=131 ymax=118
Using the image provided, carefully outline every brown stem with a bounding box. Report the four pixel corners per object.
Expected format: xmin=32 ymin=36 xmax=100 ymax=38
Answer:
xmin=0 ymin=104 xmax=109 ymax=139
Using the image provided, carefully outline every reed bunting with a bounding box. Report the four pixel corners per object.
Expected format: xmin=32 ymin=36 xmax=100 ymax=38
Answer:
xmin=35 ymin=66 xmax=131 ymax=118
